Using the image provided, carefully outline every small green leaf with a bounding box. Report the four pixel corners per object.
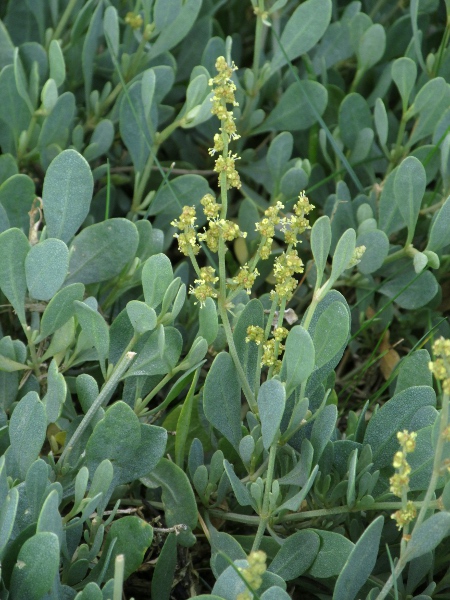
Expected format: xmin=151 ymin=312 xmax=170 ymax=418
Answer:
xmin=356 ymin=230 xmax=389 ymax=275
xmin=258 ymin=379 xmax=286 ymax=449
xmin=86 ymin=402 xmax=167 ymax=486
xmin=311 ymin=405 xmax=337 ymax=461
xmin=281 ymin=326 xmax=315 ymax=396
xmin=313 ymin=302 xmax=349 ymax=369
xmin=0 ymin=487 xmax=19 ymax=559
xmin=0 ymin=228 xmax=29 ymax=323
xmin=374 ymin=98 xmax=388 ymax=147
xmin=42 ymin=359 xmax=66 ymax=424
xmin=269 ymin=530 xmax=320 ymax=580
xmin=25 ymin=238 xmax=69 ymax=301
xmin=308 ymin=530 xmax=354 ymax=578
xmin=126 ymin=300 xmax=157 ymax=334
xmin=151 ymin=533 xmax=177 ymax=600
xmin=119 ymin=80 xmax=153 ymax=174
xmin=7 ymin=392 xmax=47 ymax=479
xmin=405 ymin=512 xmax=450 ymax=560
xmin=125 ymin=326 xmax=182 ymax=377
xmin=394 ymin=156 xmax=426 ymax=243
xmin=254 ymin=81 xmax=328 ymax=133
xmin=204 ymin=352 xmax=242 ymax=449
xmin=142 ymin=254 xmax=174 ymax=309
xmin=198 ymin=297 xmax=218 ymax=345
xmin=311 ymin=216 xmax=331 ymax=285
xmin=364 ymin=386 xmax=436 ymax=469
xmin=9 ymin=532 xmax=60 ymax=600
xmin=148 ymin=0 xmax=202 ymax=60
xmin=392 ymin=57 xmax=417 ymax=108
xmin=333 ymin=516 xmax=384 ymax=600
xmin=103 ymin=516 xmax=153 ymax=580
xmin=223 ymin=460 xmax=254 ymax=508
xmin=48 ymin=40 xmax=65 ymax=87
xmin=330 ymin=229 xmax=356 ymax=285
xmin=233 ymin=299 xmax=264 ymax=393
xmin=141 ymin=458 xmax=197 ymax=547
xmin=66 ymin=219 xmax=139 ymax=285
xmin=357 ymin=24 xmax=386 ymax=72
xmin=271 ymin=0 xmax=332 ymax=71
xmin=427 ymin=196 xmax=450 ymax=252
xmin=42 ymin=149 xmax=93 ymax=243
xmin=74 ymin=301 xmax=109 ymax=375
xmin=0 ymin=174 xmax=35 ymax=232
xmin=38 ymin=283 xmax=85 ymax=341
xmin=103 ymin=6 xmax=119 ymax=57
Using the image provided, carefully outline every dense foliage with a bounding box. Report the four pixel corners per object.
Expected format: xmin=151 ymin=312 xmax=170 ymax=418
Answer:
xmin=0 ymin=0 xmax=450 ymax=599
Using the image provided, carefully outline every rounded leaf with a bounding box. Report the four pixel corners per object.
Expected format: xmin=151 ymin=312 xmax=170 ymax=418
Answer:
xmin=25 ymin=238 xmax=69 ymax=300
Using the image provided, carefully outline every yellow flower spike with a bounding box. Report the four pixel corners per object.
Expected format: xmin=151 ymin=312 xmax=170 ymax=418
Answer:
xmin=189 ymin=267 xmax=219 ymax=307
xmin=231 ymin=264 xmax=259 ymax=294
xmin=391 ymin=501 xmax=417 ymax=530
xmin=245 ymin=325 xmax=264 ymax=345
xmin=125 ymin=12 xmax=143 ymax=29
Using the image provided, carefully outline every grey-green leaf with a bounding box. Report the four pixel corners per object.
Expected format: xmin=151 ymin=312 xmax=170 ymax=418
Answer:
xmin=25 ymin=238 xmax=69 ymax=301
xmin=313 ymin=302 xmax=349 ymax=369
xmin=357 ymin=24 xmax=386 ymax=72
xmin=126 ymin=300 xmax=157 ymax=334
xmin=271 ymin=0 xmax=332 ymax=71
xmin=9 ymin=532 xmax=60 ymax=600
xmin=427 ymin=195 xmax=450 ymax=252
xmin=281 ymin=326 xmax=315 ymax=396
xmin=74 ymin=301 xmax=109 ymax=374
xmin=311 ymin=216 xmax=331 ymax=284
xmin=254 ymin=81 xmax=328 ymax=133
xmin=142 ymin=254 xmax=173 ymax=309
xmin=330 ymin=229 xmax=356 ymax=285
xmin=333 ymin=516 xmax=384 ymax=600
xmin=42 ymin=149 xmax=93 ymax=243
xmin=38 ymin=283 xmax=85 ymax=340
xmin=269 ymin=530 xmax=320 ymax=580
xmin=405 ymin=512 xmax=450 ymax=561
xmin=204 ymin=352 xmax=242 ymax=449
xmin=258 ymin=379 xmax=286 ymax=449
xmin=392 ymin=57 xmax=417 ymax=108
xmin=394 ymin=156 xmax=426 ymax=243
xmin=66 ymin=219 xmax=139 ymax=285
xmin=0 ymin=228 xmax=30 ymax=323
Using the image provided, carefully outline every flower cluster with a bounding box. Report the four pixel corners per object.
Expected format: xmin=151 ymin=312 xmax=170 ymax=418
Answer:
xmin=281 ymin=192 xmax=315 ymax=246
xmin=390 ymin=430 xmax=417 ymax=529
xmin=209 ymin=57 xmax=240 ymax=144
xmin=389 ymin=430 xmax=417 ymax=498
xmin=189 ymin=267 xmax=219 ymax=306
xmin=392 ymin=501 xmax=417 ymax=531
xmin=246 ymin=325 xmax=289 ymax=373
xmin=198 ymin=218 xmax=246 ymax=253
xmin=214 ymin=152 xmax=241 ymax=189
xmin=230 ymin=264 xmax=259 ymax=294
xmin=208 ymin=56 xmax=241 ymax=189
xmin=271 ymin=249 xmax=304 ymax=301
xmin=429 ymin=337 xmax=450 ymax=394
xmin=348 ymin=245 xmax=367 ymax=268
xmin=171 ymin=206 xmax=200 ymax=256
xmin=255 ymin=201 xmax=284 ymax=259
xmin=125 ymin=12 xmax=143 ymax=29
xmin=236 ymin=551 xmax=267 ymax=600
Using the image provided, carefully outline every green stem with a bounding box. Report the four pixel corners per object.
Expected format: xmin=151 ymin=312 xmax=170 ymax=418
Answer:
xmin=52 ymin=0 xmax=78 ymax=41
xmin=139 ymin=372 xmax=175 ymax=415
xmin=219 ymin=302 xmax=257 ymax=411
xmin=252 ymin=0 xmax=266 ymax=79
xmin=415 ymin=391 xmax=449 ymax=529
xmin=251 ymin=443 xmax=277 ymax=551
xmin=59 ymin=351 xmax=136 ymax=465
